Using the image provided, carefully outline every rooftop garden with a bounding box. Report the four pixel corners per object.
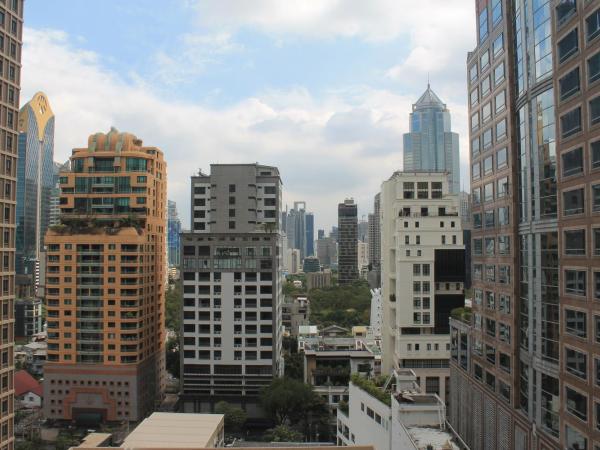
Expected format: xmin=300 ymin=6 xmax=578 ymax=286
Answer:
xmin=49 ymin=215 xmax=144 ymax=235
xmin=450 ymin=307 xmax=472 ymax=324
xmin=351 ymin=373 xmax=391 ymax=407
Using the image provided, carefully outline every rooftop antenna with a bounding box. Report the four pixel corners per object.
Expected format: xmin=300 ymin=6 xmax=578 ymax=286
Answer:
xmin=427 ymin=73 xmax=430 ymax=89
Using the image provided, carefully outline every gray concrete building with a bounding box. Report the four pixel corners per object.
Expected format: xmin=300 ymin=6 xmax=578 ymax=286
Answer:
xmin=316 ymin=237 xmax=337 ymax=268
xmin=181 ymin=164 xmax=284 ymax=416
xmin=338 ymin=199 xmax=358 ymax=285
xmin=367 ymin=193 xmax=381 ymax=287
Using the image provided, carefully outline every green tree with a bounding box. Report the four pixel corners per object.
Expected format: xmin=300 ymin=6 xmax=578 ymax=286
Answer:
xmin=264 ymin=425 xmax=303 ymax=442
xmin=214 ymin=401 xmax=247 ymax=433
xmin=283 ymin=352 xmax=304 ymax=380
xmin=165 ymin=336 xmax=180 ymax=379
xmin=165 ymin=281 xmax=182 ymax=332
xmin=260 ymin=378 xmax=314 ymax=425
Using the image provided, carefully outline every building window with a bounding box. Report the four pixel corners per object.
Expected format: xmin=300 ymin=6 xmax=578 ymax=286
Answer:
xmin=591 ymin=96 xmax=600 ymax=126
xmin=473 ymin=213 xmax=482 ymax=229
xmin=470 ymin=64 xmax=478 ymax=82
xmin=566 ymin=348 xmax=588 ymax=381
xmin=483 ymin=156 xmax=494 ymax=175
xmin=556 ymin=0 xmax=576 ymax=27
xmin=595 ymin=271 xmax=600 ymax=299
xmin=485 ymin=290 xmax=495 ymax=308
xmin=565 ymin=386 xmax=588 ymax=420
xmin=499 ymin=265 xmax=510 ymax=284
xmin=497 ymin=176 xmax=508 ymax=198
xmin=559 ymin=67 xmax=580 ymax=101
xmin=473 ymin=238 xmax=482 ymax=256
xmin=481 ymin=50 xmax=490 ymax=72
xmin=496 ymin=119 xmax=507 ymax=140
xmin=588 ymin=51 xmax=600 ymax=84
xmin=484 ymin=183 xmax=494 ymax=202
xmin=228 ymin=221 xmax=235 ymax=229
xmin=498 ymin=206 xmax=509 ymax=225
xmin=499 ymin=294 xmax=511 ymax=313
xmin=564 ymin=229 xmax=585 ymax=256
xmin=558 ymin=28 xmax=579 ymax=63
xmin=565 ymin=309 xmax=587 ymax=338
xmin=593 ymin=184 xmax=600 ymax=212
xmin=565 ymin=269 xmax=586 ymax=296
xmin=561 ymin=107 xmax=582 ymax=138
xmin=482 ymin=102 xmax=491 ymax=123
xmin=498 ymin=236 xmax=510 ymax=255
xmin=483 ymin=127 xmax=492 ymax=149
xmin=491 ymin=0 xmax=502 ymax=26
xmin=472 ymin=162 xmax=481 ymax=180
xmin=586 ymin=8 xmax=600 ymax=42
xmin=479 ymin=7 xmax=488 ymax=43
xmin=470 ymin=87 xmax=479 ymax=107
xmin=485 ymin=210 xmax=495 ymax=228
xmin=565 ymin=425 xmax=587 ymax=450
xmin=562 ymin=147 xmax=583 ymax=177
xmin=494 ymin=62 xmax=505 ymax=85
xmin=493 ymin=33 xmax=503 ymax=58
xmin=495 ymin=90 xmax=506 ymax=113
xmin=481 ymin=76 xmax=491 ymax=96
xmin=485 ymin=237 xmax=495 ymax=256
xmin=472 ymin=187 xmax=481 ymax=205
xmin=497 ymin=147 xmax=507 ymax=168
xmin=471 ymin=112 xmax=479 ymax=131
xmin=563 ymin=188 xmax=584 ymax=216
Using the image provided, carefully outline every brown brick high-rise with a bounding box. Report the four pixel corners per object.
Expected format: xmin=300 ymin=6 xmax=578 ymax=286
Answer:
xmin=0 ymin=1 xmax=23 ymax=448
xmin=43 ymin=128 xmax=166 ymax=423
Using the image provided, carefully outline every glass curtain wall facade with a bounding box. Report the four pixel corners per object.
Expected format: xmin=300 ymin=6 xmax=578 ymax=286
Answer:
xmin=450 ymin=1 xmax=600 ymax=449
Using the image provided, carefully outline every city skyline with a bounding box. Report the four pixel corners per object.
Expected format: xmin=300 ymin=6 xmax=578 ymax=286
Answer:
xmin=20 ymin=0 xmax=477 ymax=232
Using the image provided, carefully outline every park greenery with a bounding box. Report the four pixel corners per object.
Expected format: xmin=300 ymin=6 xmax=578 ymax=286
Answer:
xmin=309 ymin=279 xmax=371 ymax=329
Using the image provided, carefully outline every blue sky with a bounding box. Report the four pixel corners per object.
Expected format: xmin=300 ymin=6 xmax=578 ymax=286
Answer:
xmin=22 ymin=0 xmax=476 ymax=231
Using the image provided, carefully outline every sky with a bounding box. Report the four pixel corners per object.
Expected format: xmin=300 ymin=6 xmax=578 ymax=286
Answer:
xmin=22 ymin=0 xmax=476 ymax=232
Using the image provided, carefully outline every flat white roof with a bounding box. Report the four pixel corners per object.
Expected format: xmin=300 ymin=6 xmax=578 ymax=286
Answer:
xmin=122 ymin=412 xmax=224 ymax=448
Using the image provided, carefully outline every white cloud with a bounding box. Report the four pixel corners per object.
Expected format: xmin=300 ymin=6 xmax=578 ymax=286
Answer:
xmin=152 ymin=31 xmax=242 ymax=84
xmin=21 ymin=27 xmax=436 ymax=232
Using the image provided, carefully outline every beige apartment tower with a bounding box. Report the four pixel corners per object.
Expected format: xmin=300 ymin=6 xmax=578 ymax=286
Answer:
xmin=43 ymin=128 xmax=167 ymax=423
xmin=0 ymin=1 xmax=23 ymax=449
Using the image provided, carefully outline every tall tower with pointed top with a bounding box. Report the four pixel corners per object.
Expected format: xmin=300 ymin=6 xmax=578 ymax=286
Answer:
xmin=403 ymin=84 xmax=460 ymax=193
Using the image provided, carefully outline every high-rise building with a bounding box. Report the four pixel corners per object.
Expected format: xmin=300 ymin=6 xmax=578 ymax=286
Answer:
xmin=317 ymin=229 xmax=325 ymax=240
xmin=181 ymin=164 xmax=284 ymax=414
xmin=1 ymin=2 xmax=23 ymax=448
xmin=167 ymin=200 xmax=181 ymax=267
xmin=403 ymin=84 xmax=460 ymax=194
xmin=357 ymin=218 xmax=369 ymax=243
xmin=449 ymin=1 xmax=600 ymax=449
xmin=368 ymin=193 xmax=381 ymax=284
xmin=330 ymin=226 xmax=339 ymax=242
xmin=43 ymin=128 xmax=167 ymax=423
xmin=316 ymin=237 xmax=337 ymax=268
xmin=305 ymin=212 xmax=314 ymax=257
xmin=16 ymin=92 xmax=55 ymax=283
xmin=338 ymin=199 xmax=358 ymax=285
xmin=48 ymin=161 xmax=67 ymax=227
xmin=380 ymin=171 xmax=464 ymax=403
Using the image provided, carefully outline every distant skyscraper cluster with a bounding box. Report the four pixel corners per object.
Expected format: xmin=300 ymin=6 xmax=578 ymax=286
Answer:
xmin=284 ymin=201 xmax=314 ymax=259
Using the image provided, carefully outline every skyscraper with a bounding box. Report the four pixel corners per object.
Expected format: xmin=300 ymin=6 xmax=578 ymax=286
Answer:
xmin=380 ymin=171 xmax=464 ymax=403
xmin=305 ymin=212 xmax=314 ymax=257
xmin=1 ymin=2 xmax=23 ymax=448
xmin=450 ymin=1 xmax=600 ymax=449
xmin=403 ymin=84 xmax=460 ymax=194
xmin=167 ymin=200 xmax=181 ymax=267
xmin=43 ymin=128 xmax=167 ymax=423
xmin=181 ymin=164 xmax=284 ymax=413
xmin=16 ymin=92 xmax=55 ymax=285
xmin=337 ymin=199 xmax=358 ymax=285
xmin=368 ymin=192 xmax=381 ymax=284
